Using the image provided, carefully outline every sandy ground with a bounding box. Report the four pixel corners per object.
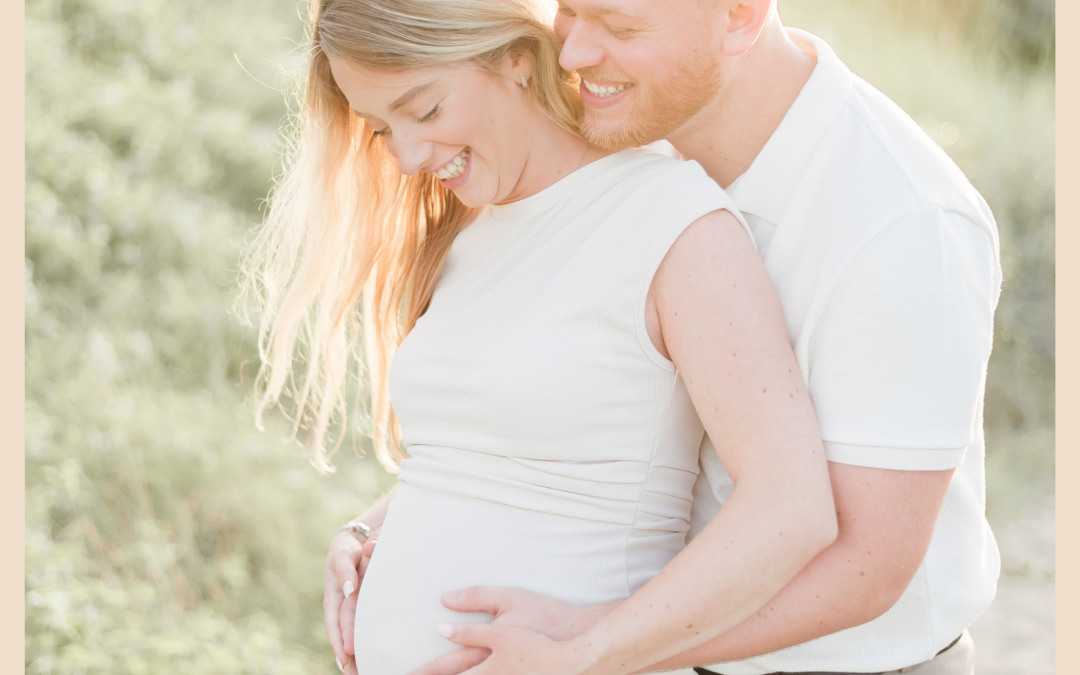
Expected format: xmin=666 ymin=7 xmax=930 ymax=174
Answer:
xmin=969 ymin=504 xmax=1055 ymax=674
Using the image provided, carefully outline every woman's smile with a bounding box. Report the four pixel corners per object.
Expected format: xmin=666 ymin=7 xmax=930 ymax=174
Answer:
xmin=433 ymin=147 xmax=471 ymax=189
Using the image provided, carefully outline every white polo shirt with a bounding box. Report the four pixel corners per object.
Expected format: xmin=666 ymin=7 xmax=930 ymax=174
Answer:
xmin=687 ymin=29 xmax=1002 ymax=674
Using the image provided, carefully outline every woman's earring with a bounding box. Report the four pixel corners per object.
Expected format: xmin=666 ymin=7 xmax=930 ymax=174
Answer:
xmin=519 ymin=73 xmax=528 ymax=89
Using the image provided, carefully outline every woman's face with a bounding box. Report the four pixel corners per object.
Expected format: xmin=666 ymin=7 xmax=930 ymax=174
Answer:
xmin=328 ymin=55 xmax=539 ymax=207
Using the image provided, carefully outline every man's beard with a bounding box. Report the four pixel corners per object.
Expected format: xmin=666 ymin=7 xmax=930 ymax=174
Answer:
xmin=578 ymin=54 xmax=722 ymax=151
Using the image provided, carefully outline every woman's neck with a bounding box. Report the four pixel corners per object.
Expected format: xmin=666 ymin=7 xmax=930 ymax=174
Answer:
xmin=496 ymin=114 xmax=612 ymax=205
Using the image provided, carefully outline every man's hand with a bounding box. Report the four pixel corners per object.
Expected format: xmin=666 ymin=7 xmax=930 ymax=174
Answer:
xmin=407 ymin=587 xmax=618 ymax=675
xmin=426 ymin=623 xmax=586 ymax=675
xmin=325 ymin=527 xmax=379 ymax=673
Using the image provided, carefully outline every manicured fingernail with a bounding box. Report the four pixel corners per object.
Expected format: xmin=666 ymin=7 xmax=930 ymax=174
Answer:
xmin=343 ymin=580 xmax=355 ymax=597
xmin=437 ymin=624 xmax=454 ymax=638
xmin=336 ymin=657 xmax=344 ymax=672
xmin=443 ymin=590 xmax=457 ymax=603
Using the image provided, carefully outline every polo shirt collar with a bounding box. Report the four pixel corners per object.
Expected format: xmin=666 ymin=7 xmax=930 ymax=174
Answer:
xmin=727 ymin=29 xmax=854 ymax=224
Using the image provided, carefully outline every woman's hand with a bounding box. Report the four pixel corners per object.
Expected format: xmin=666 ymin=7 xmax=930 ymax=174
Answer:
xmin=324 ymin=487 xmax=398 ymax=673
xmin=325 ymin=526 xmax=380 ymax=672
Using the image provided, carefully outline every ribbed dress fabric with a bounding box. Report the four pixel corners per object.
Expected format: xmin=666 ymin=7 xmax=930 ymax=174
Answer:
xmin=352 ymin=149 xmax=741 ymax=675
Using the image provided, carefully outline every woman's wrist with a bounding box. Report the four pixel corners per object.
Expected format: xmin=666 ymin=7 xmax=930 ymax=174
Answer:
xmin=357 ymin=485 xmax=399 ymax=530
xmin=337 ymin=488 xmax=396 ymax=544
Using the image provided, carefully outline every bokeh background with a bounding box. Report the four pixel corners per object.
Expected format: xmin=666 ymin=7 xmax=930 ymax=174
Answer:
xmin=24 ymin=0 xmax=1055 ymax=673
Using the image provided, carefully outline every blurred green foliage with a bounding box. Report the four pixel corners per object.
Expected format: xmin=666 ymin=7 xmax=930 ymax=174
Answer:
xmin=25 ymin=0 xmax=1054 ymax=672
xmin=25 ymin=0 xmax=391 ymax=672
xmin=879 ymin=0 xmax=1055 ymax=68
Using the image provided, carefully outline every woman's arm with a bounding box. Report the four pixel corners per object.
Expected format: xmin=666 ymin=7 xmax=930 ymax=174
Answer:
xmin=325 ymin=485 xmax=398 ymax=673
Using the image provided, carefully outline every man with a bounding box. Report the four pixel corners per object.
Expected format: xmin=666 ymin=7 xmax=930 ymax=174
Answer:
xmin=325 ymin=1 xmax=1001 ymax=673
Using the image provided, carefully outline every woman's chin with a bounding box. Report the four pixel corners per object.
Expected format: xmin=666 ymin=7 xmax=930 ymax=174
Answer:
xmin=453 ymin=191 xmax=483 ymax=208
xmin=451 ymin=184 xmax=494 ymax=209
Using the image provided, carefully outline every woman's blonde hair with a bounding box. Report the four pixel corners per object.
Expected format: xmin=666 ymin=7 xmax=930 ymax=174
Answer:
xmin=240 ymin=0 xmax=583 ymax=473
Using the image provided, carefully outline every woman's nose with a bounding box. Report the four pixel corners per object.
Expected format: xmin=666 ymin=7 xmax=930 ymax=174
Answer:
xmin=385 ymin=133 xmax=433 ymax=176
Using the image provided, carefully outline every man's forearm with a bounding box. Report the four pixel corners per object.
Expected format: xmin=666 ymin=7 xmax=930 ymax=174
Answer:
xmin=557 ymin=546 xmax=885 ymax=674
xmin=564 ymin=485 xmax=836 ymax=675
xmin=634 ymin=536 xmax=899 ymax=672
xmin=634 ymin=463 xmax=952 ymax=671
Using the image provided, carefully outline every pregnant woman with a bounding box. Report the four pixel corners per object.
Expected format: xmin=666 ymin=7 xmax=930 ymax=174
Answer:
xmin=243 ymin=1 xmax=836 ymax=674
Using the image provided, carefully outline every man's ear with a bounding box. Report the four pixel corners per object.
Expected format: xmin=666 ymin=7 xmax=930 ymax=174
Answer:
xmin=718 ymin=0 xmax=773 ymax=57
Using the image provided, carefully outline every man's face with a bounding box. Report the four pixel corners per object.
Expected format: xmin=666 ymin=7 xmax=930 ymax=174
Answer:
xmin=554 ymin=0 xmax=724 ymax=149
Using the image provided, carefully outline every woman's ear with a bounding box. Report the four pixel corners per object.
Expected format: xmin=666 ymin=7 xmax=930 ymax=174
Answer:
xmin=506 ymin=52 xmax=533 ymax=86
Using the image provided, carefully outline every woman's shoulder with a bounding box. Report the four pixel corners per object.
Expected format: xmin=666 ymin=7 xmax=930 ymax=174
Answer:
xmin=594 ymin=150 xmax=756 ymax=258
xmin=598 ymin=149 xmax=729 ymax=203
xmin=588 ymin=150 xmax=735 ymax=228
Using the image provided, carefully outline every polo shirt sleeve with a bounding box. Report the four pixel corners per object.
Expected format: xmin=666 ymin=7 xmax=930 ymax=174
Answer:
xmin=806 ymin=207 xmax=1001 ymax=471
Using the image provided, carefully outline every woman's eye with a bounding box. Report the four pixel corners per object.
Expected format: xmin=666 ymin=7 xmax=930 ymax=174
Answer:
xmin=417 ymin=104 xmax=441 ymax=123
xmin=372 ymin=127 xmax=389 ymax=138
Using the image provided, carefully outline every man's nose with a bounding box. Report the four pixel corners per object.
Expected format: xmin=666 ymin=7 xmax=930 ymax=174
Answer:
xmin=558 ymin=20 xmax=605 ymax=74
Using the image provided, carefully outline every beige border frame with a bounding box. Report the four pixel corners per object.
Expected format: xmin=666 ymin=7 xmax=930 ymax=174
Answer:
xmin=5 ymin=0 xmax=26 ymax=670
xmin=1056 ymin=0 xmax=1076 ymax=671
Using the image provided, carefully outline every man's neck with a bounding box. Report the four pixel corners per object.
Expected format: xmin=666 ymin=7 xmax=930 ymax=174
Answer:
xmin=666 ymin=20 xmax=816 ymax=189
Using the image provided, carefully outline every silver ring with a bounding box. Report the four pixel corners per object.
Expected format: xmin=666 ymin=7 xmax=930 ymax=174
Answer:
xmin=340 ymin=519 xmax=372 ymax=538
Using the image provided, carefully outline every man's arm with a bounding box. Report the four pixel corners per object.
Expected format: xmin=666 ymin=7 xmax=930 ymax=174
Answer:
xmin=643 ymin=461 xmax=953 ymax=670
xmin=662 ymin=208 xmax=995 ymax=667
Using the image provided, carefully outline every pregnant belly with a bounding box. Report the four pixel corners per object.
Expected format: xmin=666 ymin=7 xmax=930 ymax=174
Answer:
xmin=352 ymin=482 xmax=638 ymax=675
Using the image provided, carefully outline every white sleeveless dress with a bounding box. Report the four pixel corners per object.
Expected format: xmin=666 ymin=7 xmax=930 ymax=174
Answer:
xmin=353 ymin=149 xmax=745 ymax=674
